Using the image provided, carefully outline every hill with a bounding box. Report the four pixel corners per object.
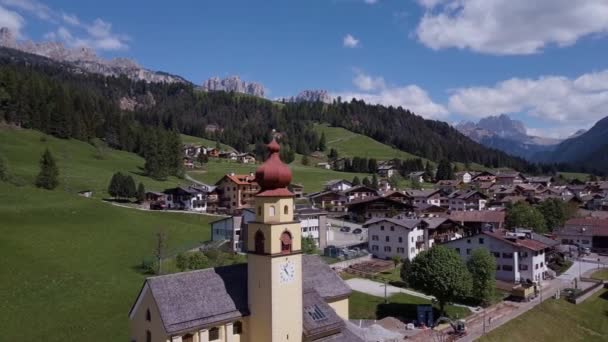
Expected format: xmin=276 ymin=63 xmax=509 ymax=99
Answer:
xmin=0 ymin=181 xmax=214 ymax=341
xmin=0 ymin=127 xmax=184 ymax=196
xmin=180 ymin=134 xmax=235 ymax=151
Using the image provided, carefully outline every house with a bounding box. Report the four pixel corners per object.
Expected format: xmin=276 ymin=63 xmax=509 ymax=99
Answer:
xmin=471 ymin=171 xmax=496 ymax=184
xmin=295 ymin=207 xmax=329 ymax=249
xmin=204 ymin=124 xmax=223 ymax=133
xmin=211 ymin=209 xmax=256 ymax=252
xmin=446 ymin=190 xmax=488 ymax=211
xmin=324 ymin=179 xmax=352 ymax=192
xmin=78 ymin=190 xmax=93 ymax=198
xmin=405 ymin=189 xmax=442 ymax=207
xmin=163 ymin=186 xmax=208 ymax=212
xmin=449 ymin=210 xmax=506 ymax=235
xmin=236 ymin=153 xmax=256 ymax=164
xmin=443 ymin=229 xmax=550 ymax=283
xmin=377 ymin=179 xmax=392 ymax=192
xmin=308 ymin=191 xmax=348 ymax=212
xmin=408 ymin=171 xmax=425 ymax=183
xmin=382 ymin=190 xmax=412 ymax=204
xmin=215 ymin=173 xmax=259 ymax=213
xmin=495 ymin=172 xmax=525 ymax=186
xmin=365 ymin=218 xmax=426 ymax=260
xmin=129 ymin=138 xmax=361 ymax=342
xmin=219 ymin=151 xmax=238 ymax=161
xmin=567 ymin=184 xmax=591 ymax=198
xmin=342 ymin=185 xmax=378 ymax=202
xmin=346 ymin=196 xmax=414 ymax=222
xmin=436 ymin=180 xmax=461 ymax=194
xmin=316 ymin=162 xmax=331 ymax=170
xmin=378 ymin=164 xmax=398 ymax=178
xmin=288 ymin=183 xmax=305 ymax=199
xmin=455 ymin=171 xmax=474 ymax=184
xmin=413 ymin=203 xmax=448 ymax=218
xmin=183 ymin=157 xmax=195 ymax=169
xmin=555 ymin=218 xmax=608 ymax=252
xmin=422 ymin=218 xmax=464 ymax=246
xmin=526 ymin=176 xmax=554 ymax=187
xmin=207 ymin=148 xmax=221 ymax=158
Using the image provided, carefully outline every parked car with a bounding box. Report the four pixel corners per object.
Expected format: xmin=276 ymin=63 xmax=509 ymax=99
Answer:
xmin=340 ymin=227 xmax=351 ymax=232
xmin=352 ymin=228 xmax=362 ymax=234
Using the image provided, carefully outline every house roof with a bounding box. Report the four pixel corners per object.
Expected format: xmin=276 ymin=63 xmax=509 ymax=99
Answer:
xmin=409 ymin=171 xmax=425 ymax=176
xmin=363 ymin=218 xmax=421 ymax=229
xmin=413 ymin=203 xmax=447 ymax=212
xmin=422 ymin=217 xmax=458 ymax=229
xmin=449 ymin=210 xmax=505 ymax=223
xmin=325 ymin=179 xmax=352 ymax=187
xmin=448 ymin=190 xmax=487 ymax=200
xmin=342 ymin=185 xmax=378 ymax=194
xmin=346 ymin=196 xmax=412 ymax=208
xmin=133 ymin=255 xmax=352 ymax=335
xmin=302 ymin=288 xmax=344 ymax=340
xmin=482 ymin=230 xmax=549 ymax=251
xmin=405 ymin=189 xmax=441 ymax=198
xmin=217 ymin=174 xmax=257 ymax=186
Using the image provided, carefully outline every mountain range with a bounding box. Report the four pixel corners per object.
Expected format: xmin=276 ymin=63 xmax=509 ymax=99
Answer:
xmin=200 ymin=76 xmax=265 ymax=97
xmin=456 ymin=114 xmax=562 ymax=160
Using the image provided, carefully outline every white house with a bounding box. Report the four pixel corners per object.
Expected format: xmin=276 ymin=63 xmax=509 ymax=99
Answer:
xmin=364 ymin=218 xmax=426 ymax=261
xmin=447 ymin=190 xmax=488 ymax=211
xmin=163 ymin=186 xmax=208 ymax=212
xmin=295 ymin=207 xmax=329 ymax=248
xmin=456 ymin=171 xmax=474 ymax=184
xmin=378 ymin=165 xmax=398 ymax=178
xmin=408 ymin=172 xmax=425 ymax=183
xmin=443 ymin=230 xmax=550 ymax=283
xmin=211 ymin=209 xmax=256 ymax=251
xmin=324 ymin=179 xmax=353 ymax=192
xmin=405 ymin=189 xmax=442 ymax=207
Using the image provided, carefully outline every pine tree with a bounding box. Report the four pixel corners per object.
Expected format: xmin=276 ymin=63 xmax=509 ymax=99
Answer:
xmin=123 ymin=175 xmax=137 ymax=199
xmin=35 ymin=148 xmax=59 ymax=190
xmin=352 ymin=176 xmax=361 ymax=186
xmin=108 ymin=172 xmax=122 ymax=198
xmin=318 ymin=132 xmax=327 ymax=151
xmin=301 ymin=154 xmax=310 ymax=166
xmin=424 ymin=161 xmax=434 ymax=182
xmin=362 ymin=177 xmax=371 ymax=187
xmin=371 ymin=174 xmax=379 ymax=189
xmin=137 ymin=182 xmax=146 ymax=203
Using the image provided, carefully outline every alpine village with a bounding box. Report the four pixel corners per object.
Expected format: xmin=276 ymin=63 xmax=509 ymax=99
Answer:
xmin=2 ymin=2 xmax=608 ymax=342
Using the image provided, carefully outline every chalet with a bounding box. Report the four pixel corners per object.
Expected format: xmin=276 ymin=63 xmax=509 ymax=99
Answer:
xmin=413 ymin=203 xmax=448 ymax=218
xmin=447 ymin=190 xmax=488 ymax=211
xmin=308 ymin=191 xmax=347 ymax=212
xmin=163 ymin=186 xmax=208 ymax=212
xmin=211 ymin=209 xmax=256 ymax=252
xmin=78 ymin=190 xmax=93 ymax=198
xmin=455 ymin=171 xmax=474 ymax=184
xmin=382 ymin=190 xmax=412 ymax=204
xmin=236 ymin=152 xmax=256 ymax=164
xmin=585 ymin=194 xmax=608 ymax=211
xmin=146 ymin=191 xmax=166 ymax=203
xmin=288 ymin=183 xmax=305 ymax=199
xmin=408 ymin=171 xmax=425 ymax=183
xmin=449 ymin=210 xmax=505 ymax=235
xmin=471 ymin=171 xmax=496 ymax=184
xmin=342 ymin=185 xmax=378 ymax=202
xmin=567 ymin=184 xmax=591 ymax=198
xmin=526 ymin=176 xmax=554 ymax=187
xmin=324 ymin=179 xmax=352 ymax=192
xmin=378 ymin=179 xmax=392 ymax=192
xmin=215 ymin=173 xmax=259 ymax=213
xmin=515 ymin=184 xmax=540 ymax=197
xmin=219 ymin=151 xmax=238 ymax=161
xmin=443 ymin=229 xmax=550 ymax=283
xmin=316 ymin=162 xmax=331 ymax=170
xmin=346 ymin=196 xmax=413 ymax=222
xmin=183 ymin=157 xmax=195 ymax=169
xmin=436 ymin=180 xmax=461 ymax=194
xmin=495 ymin=171 xmax=525 ymax=185
xmin=378 ymin=164 xmax=398 ymax=178
xmin=207 ymin=147 xmax=221 ymax=158
xmin=422 ymin=217 xmax=464 ymax=246
xmin=295 ymin=207 xmax=329 ymax=249
xmin=555 ymin=218 xmax=608 ymax=252
xmin=204 ymin=124 xmax=223 ymax=133
xmin=405 ymin=189 xmax=442 ymax=207
xmin=183 ymin=144 xmax=202 ymax=158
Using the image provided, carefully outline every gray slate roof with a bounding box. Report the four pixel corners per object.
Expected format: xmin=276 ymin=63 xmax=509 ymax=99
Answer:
xmin=302 ymin=254 xmax=352 ymax=300
xmin=302 ymin=288 xmax=344 ymax=339
xmin=363 ymin=217 xmax=421 ymax=229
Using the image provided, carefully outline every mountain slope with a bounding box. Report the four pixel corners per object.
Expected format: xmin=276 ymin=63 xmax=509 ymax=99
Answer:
xmin=456 ymin=114 xmax=560 ymax=159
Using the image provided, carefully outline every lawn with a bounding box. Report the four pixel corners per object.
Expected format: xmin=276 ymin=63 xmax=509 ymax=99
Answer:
xmin=180 ymin=134 xmax=235 ymax=151
xmin=0 ymin=182 xmax=214 ymax=342
xmin=479 ymin=289 xmax=608 ymax=342
xmin=188 ymin=158 xmax=370 ymax=193
xmin=558 ymin=172 xmax=591 ymax=182
xmin=0 ymin=127 xmax=185 ymax=197
xmin=591 ymin=269 xmax=608 ymax=280
xmin=349 ymin=291 xmax=470 ymax=322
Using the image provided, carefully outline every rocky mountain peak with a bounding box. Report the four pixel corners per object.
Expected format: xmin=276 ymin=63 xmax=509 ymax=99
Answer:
xmin=201 ymin=76 xmax=265 ymax=97
xmin=290 ymin=89 xmax=332 ymax=103
xmin=0 ymin=27 xmax=16 ymax=48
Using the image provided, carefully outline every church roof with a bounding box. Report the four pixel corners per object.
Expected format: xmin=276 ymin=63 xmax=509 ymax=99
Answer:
xmin=131 ymin=255 xmax=352 ymax=335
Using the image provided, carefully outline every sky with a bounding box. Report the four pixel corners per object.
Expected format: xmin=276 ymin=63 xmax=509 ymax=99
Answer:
xmin=1 ymin=0 xmax=608 ymax=138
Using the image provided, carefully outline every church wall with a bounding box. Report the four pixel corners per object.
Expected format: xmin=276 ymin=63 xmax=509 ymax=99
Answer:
xmin=130 ymin=286 xmax=169 ymax=342
xmin=327 ymin=298 xmax=349 ymax=320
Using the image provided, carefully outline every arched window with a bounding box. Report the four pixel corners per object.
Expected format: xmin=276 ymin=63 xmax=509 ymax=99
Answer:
xmin=280 ymin=231 xmax=292 ymax=254
xmin=233 ymin=321 xmax=243 ymax=335
xmin=182 ymin=333 xmax=194 ymax=342
xmin=255 ymin=230 xmax=265 ymax=254
xmin=269 ymin=205 xmax=276 ymax=216
xmin=145 ymin=308 xmax=151 ymax=321
xmin=284 ymin=205 xmax=289 ymax=215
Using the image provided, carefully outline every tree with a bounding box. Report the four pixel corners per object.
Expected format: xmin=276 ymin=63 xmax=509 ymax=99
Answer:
xmin=538 ymin=198 xmax=572 ymax=232
xmin=424 ymin=161 xmax=434 ymax=182
xmin=137 ymin=182 xmax=146 ymax=203
xmin=399 ymin=258 xmax=412 ymax=287
xmin=196 ymin=152 xmax=209 ymax=165
xmin=0 ymin=152 xmax=8 ymax=181
xmin=108 ymin=172 xmax=123 ymax=198
xmin=407 ymin=246 xmax=472 ymax=314
xmin=35 ymin=148 xmax=59 ymax=190
xmin=123 ymin=175 xmax=137 ymax=199
xmin=176 ymin=253 xmax=188 ymax=271
xmin=371 ymin=174 xmax=379 ymax=189
xmin=506 ymin=201 xmax=547 ymax=233
xmin=467 ymin=249 xmax=496 ymax=306
xmin=352 ymin=176 xmax=361 ymax=186
xmin=391 ymin=255 xmax=401 ymax=268
xmin=302 ymin=236 xmax=318 ymax=254
xmin=154 ymin=228 xmax=167 ymax=274
xmin=362 ymin=177 xmax=371 ymax=187
xmin=388 ymin=174 xmax=402 ymax=188
xmin=301 ymin=154 xmax=310 ymax=166
xmin=435 ymin=159 xmax=454 ymax=181
xmin=328 ymin=148 xmax=339 ymax=160
xmin=188 ymin=252 xmax=209 ymax=270
xmin=318 ymin=132 xmax=327 ymax=151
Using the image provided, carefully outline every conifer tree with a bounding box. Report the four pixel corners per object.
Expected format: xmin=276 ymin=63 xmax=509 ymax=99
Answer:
xmin=108 ymin=172 xmax=122 ymax=198
xmin=318 ymin=132 xmax=327 ymax=151
xmin=362 ymin=177 xmax=371 ymax=187
xmin=137 ymin=182 xmax=146 ymax=203
xmin=123 ymin=175 xmax=137 ymax=199
xmin=301 ymin=154 xmax=310 ymax=166
xmin=35 ymin=148 xmax=59 ymax=190
xmin=371 ymin=174 xmax=379 ymax=189
xmin=352 ymin=176 xmax=361 ymax=186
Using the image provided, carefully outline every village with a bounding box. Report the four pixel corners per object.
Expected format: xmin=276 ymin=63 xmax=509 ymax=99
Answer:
xmin=125 ymin=139 xmax=608 ymax=341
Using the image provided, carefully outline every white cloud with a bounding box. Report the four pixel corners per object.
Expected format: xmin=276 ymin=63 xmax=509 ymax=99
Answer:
xmin=0 ymin=5 xmax=24 ymax=38
xmin=415 ymin=0 xmax=608 ymax=55
xmin=0 ymin=0 xmax=129 ymax=51
xmin=448 ymin=70 xmax=608 ymax=127
xmin=343 ymin=34 xmax=360 ymax=48
xmin=333 ymin=71 xmax=448 ymax=119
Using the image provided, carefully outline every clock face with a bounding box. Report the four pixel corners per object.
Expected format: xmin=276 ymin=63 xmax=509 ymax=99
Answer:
xmin=279 ymin=260 xmax=296 ymax=284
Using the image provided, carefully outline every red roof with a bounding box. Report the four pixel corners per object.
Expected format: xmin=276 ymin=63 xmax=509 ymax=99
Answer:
xmin=449 ymin=210 xmax=505 ymax=223
xmin=222 ymin=174 xmax=257 ymax=185
xmin=563 ymin=218 xmax=608 ymax=237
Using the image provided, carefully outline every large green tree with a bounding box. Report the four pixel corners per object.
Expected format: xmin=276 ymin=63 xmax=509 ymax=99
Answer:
xmin=506 ymin=201 xmax=547 ymax=233
xmin=35 ymin=148 xmax=59 ymax=190
xmin=467 ymin=249 xmax=496 ymax=306
xmin=302 ymin=236 xmax=318 ymax=254
xmin=538 ymin=198 xmax=574 ymax=232
xmin=435 ymin=159 xmax=454 ymax=181
xmin=137 ymin=182 xmax=146 ymax=203
xmin=407 ymin=246 xmax=472 ymax=314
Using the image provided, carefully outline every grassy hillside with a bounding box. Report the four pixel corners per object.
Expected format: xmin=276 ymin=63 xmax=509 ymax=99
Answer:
xmin=188 ymin=157 xmax=370 ymax=193
xmin=180 ymin=134 xmax=235 ymax=151
xmin=480 ymin=289 xmax=608 ymax=342
xmin=0 ymin=182 xmax=214 ymax=341
xmin=314 ymin=123 xmax=424 ymax=161
xmin=0 ymin=127 xmax=185 ymax=196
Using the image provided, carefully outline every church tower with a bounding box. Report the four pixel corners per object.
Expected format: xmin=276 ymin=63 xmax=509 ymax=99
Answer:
xmin=247 ymin=139 xmax=303 ymax=342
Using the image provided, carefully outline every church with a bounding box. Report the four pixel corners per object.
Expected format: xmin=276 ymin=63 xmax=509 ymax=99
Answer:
xmin=129 ymin=139 xmax=363 ymax=342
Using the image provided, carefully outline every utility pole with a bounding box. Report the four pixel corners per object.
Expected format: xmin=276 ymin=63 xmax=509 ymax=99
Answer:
xmin=384 ymin=279 xmax=388 ymax=304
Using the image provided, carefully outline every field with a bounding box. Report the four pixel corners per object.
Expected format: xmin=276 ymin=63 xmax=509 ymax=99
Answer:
xmin=188 ymin=158 xmax=370 ymax=193
xmin=0 ymin=127 xmax=185 ymax=197
xmin=349 ymin=290 xmax=470 ymax=321
xmin=558 ymin=172 xmax=591 ymax=182
xmin=479 ymin=289 xmax=608 ymax=342
xmin=314 ymin=124 xmax=423 ymax=161
xmin=180 ymin=134 xmax=235 ymax=151
xmin=0 ymin=182 xmax=214 ymax=341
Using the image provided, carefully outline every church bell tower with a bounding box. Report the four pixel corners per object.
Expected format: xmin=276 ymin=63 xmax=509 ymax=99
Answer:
xmin=247 ymin=139 xmax=303 ymax=342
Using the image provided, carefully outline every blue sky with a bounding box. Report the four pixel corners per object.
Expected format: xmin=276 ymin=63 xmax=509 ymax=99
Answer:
xmin=2 ymin=0 xmax=608 ymax=138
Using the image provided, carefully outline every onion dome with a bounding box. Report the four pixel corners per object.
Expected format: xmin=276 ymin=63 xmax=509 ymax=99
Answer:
xmin=255 ymin=139 xmax=294 ymax=196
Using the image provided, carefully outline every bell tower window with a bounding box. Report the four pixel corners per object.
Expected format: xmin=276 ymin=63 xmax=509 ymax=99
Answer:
xmin=284 ymin=205 xmax=289 ymax=215
xmin=280 ymin=231 xmax=292 ymax=254
xmin=255 ymin=230 xmax=265 ymax=254
xmin=269 ymin=205 xmax=276 ymax=216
